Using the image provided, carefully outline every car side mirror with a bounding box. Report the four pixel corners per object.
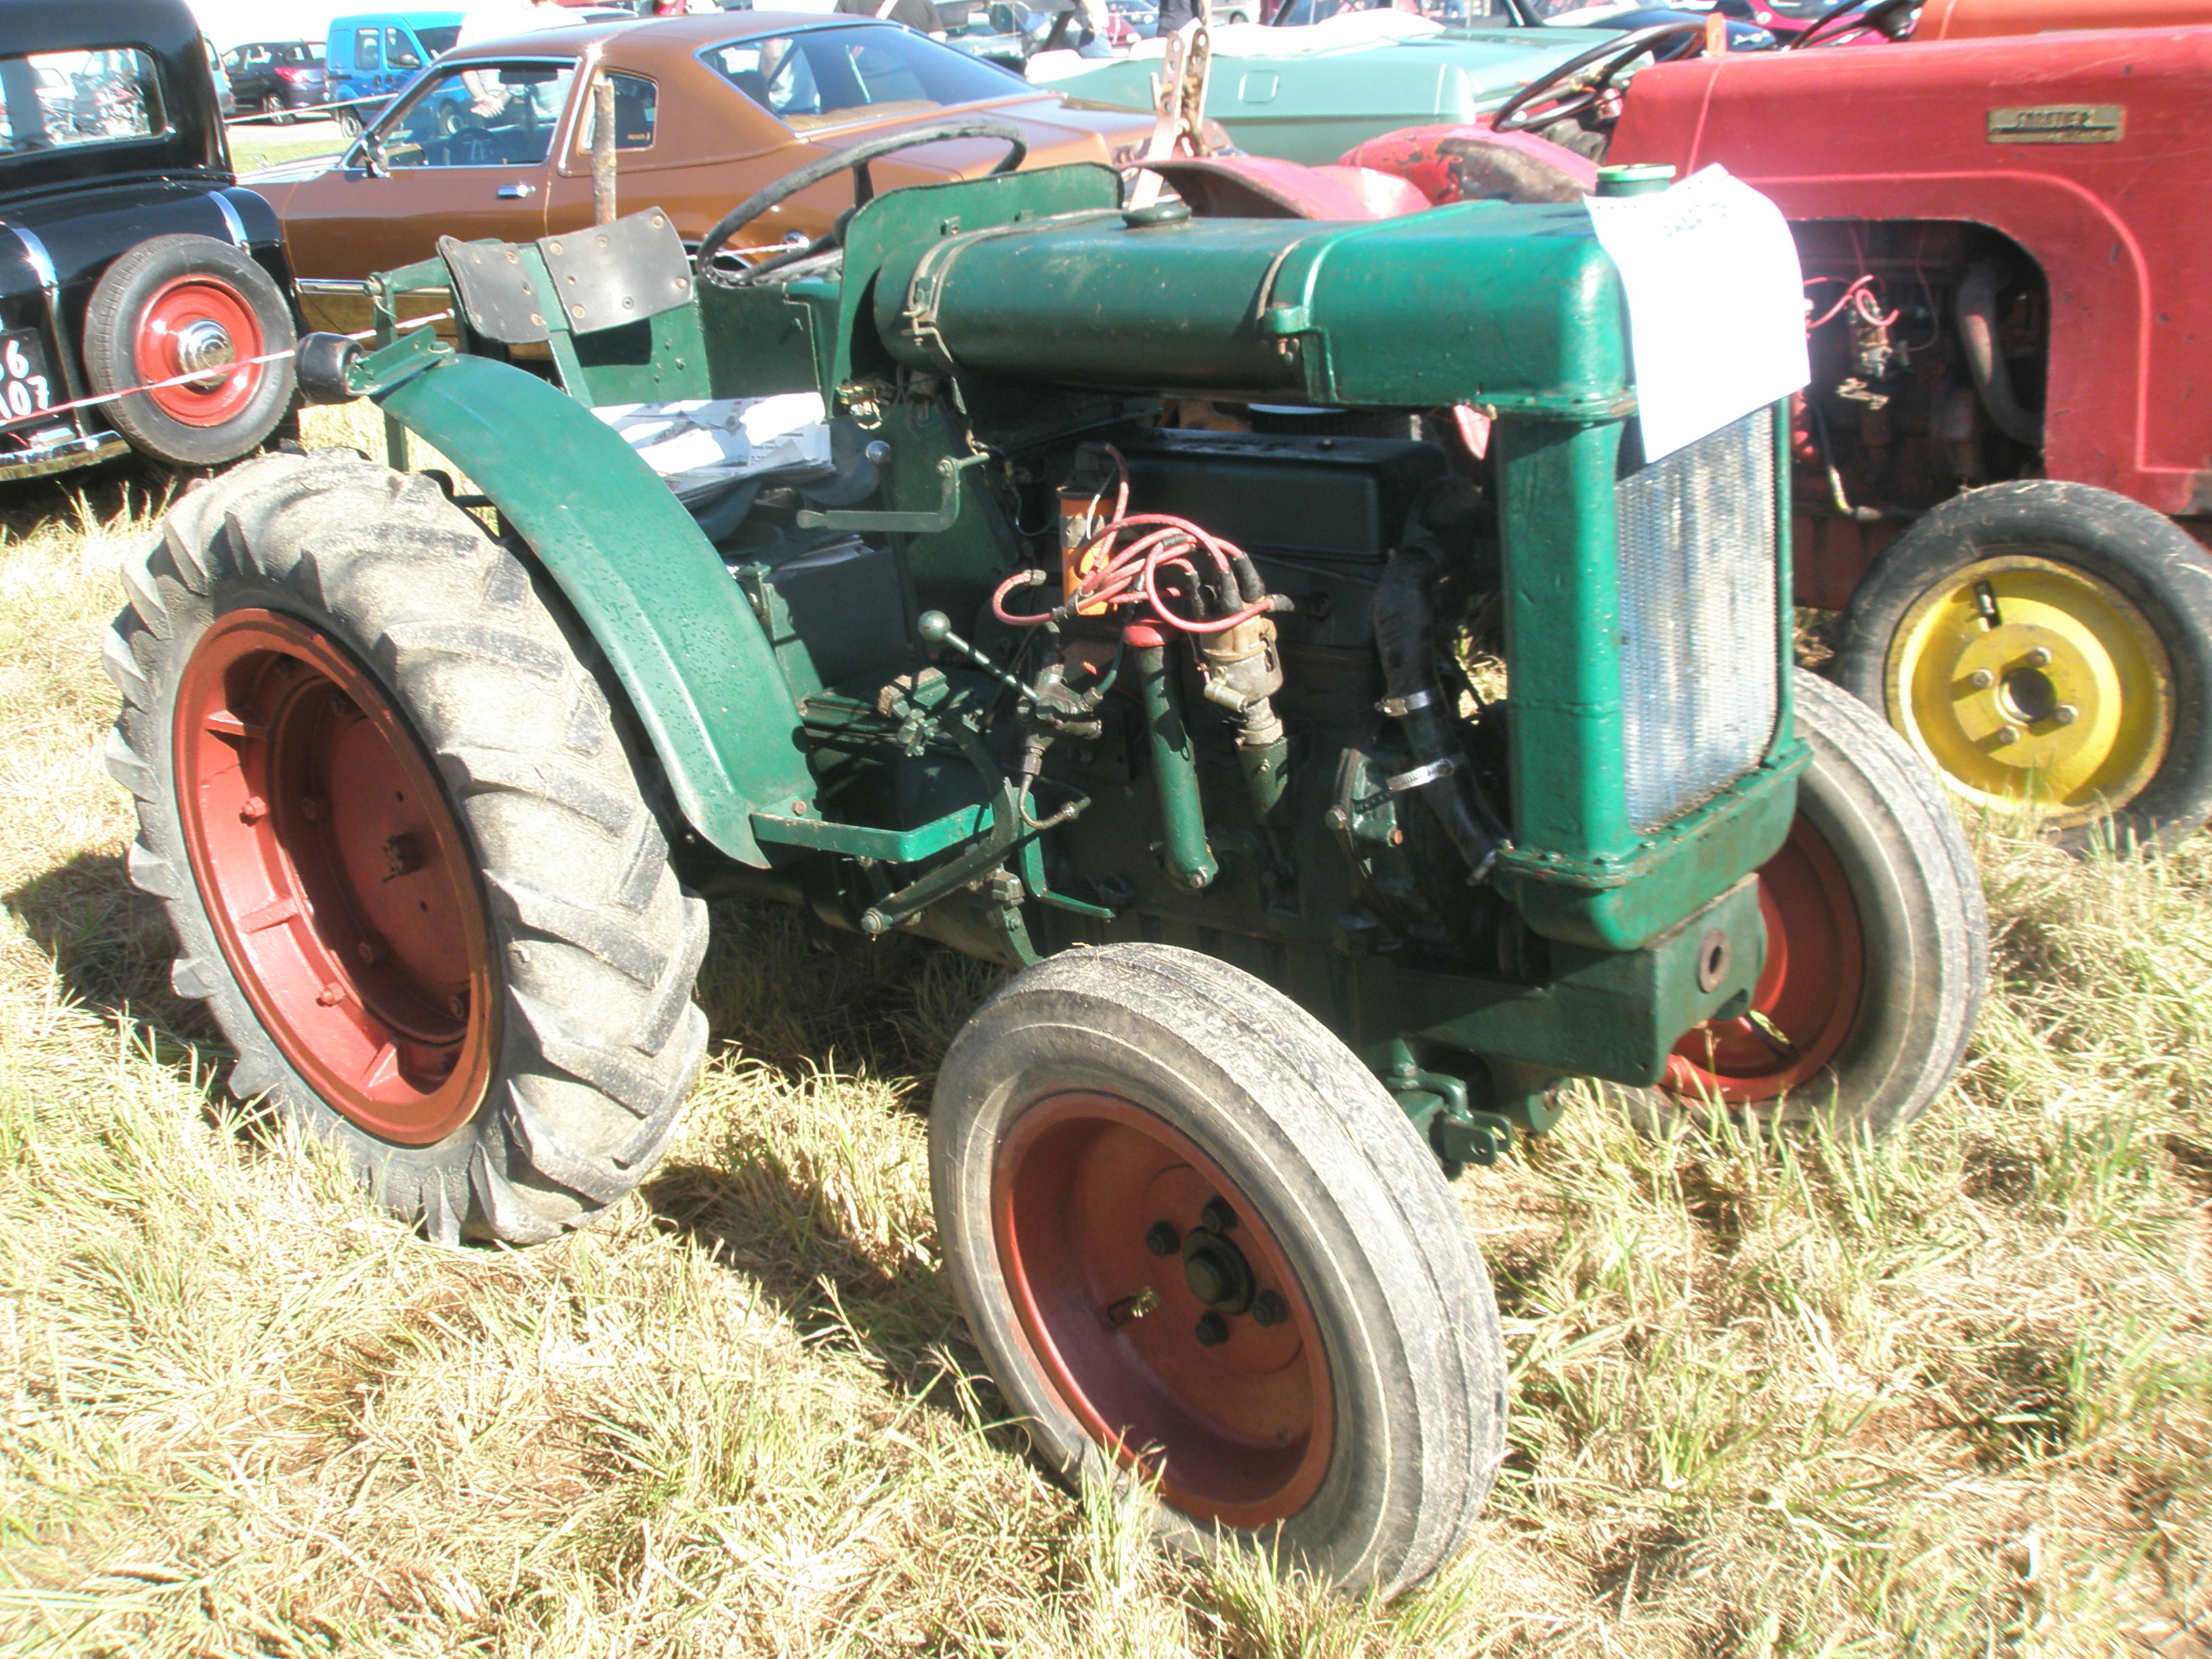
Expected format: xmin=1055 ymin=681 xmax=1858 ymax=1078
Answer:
xmin=356 ymin=131 xmax=390 ymax=178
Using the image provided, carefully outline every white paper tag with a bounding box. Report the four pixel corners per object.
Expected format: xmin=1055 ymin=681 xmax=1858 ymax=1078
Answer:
xmin=1585 ymin=165 xmax=1808 ymax=463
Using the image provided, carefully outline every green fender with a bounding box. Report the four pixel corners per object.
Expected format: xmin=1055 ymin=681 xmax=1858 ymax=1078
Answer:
xmin=372 ymin=350 xmax=813 ymax=866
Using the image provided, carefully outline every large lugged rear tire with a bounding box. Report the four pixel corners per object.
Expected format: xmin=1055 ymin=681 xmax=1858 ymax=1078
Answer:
xmin=1834 ymin=480 xmax=2212 ymax=848
xmin=932 ymin=943 xmax=1505 ymax=1596
xmin=1647 ymin=672 xmax=1988 ymax=1135
xmin=104 ymin=451 xmax=708 ymax=1243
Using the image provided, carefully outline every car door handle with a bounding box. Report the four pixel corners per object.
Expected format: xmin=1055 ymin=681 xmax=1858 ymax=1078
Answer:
xmin=497 ymin=184 xmax=535 ymax=199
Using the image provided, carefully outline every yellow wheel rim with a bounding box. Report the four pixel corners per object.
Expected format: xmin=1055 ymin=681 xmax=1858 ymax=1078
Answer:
xmin=1885 ymin=554 xmax=2174 ymax=829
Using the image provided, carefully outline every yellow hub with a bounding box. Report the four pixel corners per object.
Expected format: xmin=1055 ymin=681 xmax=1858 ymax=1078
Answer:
xmin=1885 ymin=554 xmax=2173 ymax=829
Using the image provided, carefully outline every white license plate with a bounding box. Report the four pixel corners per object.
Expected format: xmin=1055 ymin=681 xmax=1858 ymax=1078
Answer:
xmin=1 ymin=330 xmax=57 ymax=429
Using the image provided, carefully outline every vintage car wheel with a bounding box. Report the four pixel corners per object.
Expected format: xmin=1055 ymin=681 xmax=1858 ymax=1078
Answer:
xmin=1647 ymin=673 xmax=1987 ymax=1135
xmin=1835 ymin=480 xmax=2212 ymax=848
xmin=932 ymin=943 xmax=1505 ymax=1595
xmin=104 ymin=451 xmax=708 ymax=1243
xmin=83 ymin=234 xmax=296 ymax=470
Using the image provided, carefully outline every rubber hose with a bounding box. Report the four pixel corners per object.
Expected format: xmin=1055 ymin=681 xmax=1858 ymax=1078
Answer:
xmin=1955 ymin=262 xmax=2044 ymax=450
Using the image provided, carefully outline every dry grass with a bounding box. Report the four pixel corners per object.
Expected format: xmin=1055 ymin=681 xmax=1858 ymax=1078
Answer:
xmin=0 ymin=427 xmax=2207 ymax=1656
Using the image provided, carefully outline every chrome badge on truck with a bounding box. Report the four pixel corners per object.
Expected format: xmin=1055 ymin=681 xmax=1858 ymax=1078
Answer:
xmin=1988 ymin=104 xmax=2125 ymax=144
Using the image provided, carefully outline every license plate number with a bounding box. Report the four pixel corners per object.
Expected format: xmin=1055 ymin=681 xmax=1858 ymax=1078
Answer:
xmin=2 ymin=330 xmax=56 ymax=428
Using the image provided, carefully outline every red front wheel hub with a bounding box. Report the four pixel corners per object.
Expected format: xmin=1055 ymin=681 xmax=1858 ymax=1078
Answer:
xmin=134 ymin=275 xmax=264 ymax=427
xmin=993 ymin=1092 xmax=1334 ymax=1529
xmin=1665 ymin=813 xmax=1866 ymax=1104
xmin=173 ymin=609 xmax=496 ymax=1144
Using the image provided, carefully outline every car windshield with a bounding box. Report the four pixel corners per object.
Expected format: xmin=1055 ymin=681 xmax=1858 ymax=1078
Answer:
xmin=702 ymin=24 xmax=1025 ymax=134
xmin=0 ymin=48 xmax=166 ymax=159
xmin=1270 ymin=0 xmax=1521 ymax=22
xmin=373 ymin=60 xmax=577 ymax=167
xmin=417 ymin=26 xmax=464 ymax=56
xmin=279 ymin=43 xmax=327 ymax=65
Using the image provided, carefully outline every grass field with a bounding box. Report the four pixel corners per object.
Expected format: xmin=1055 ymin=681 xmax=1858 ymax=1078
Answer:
xmin=1 ymin=421 xmax=2207 ymax=1656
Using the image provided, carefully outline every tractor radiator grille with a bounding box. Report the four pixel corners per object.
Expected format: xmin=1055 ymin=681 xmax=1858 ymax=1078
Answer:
xmin=1614 ymin=407 xmax=1780 ymax=833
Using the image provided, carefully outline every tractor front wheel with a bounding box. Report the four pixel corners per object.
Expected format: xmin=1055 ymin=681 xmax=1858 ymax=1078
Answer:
xmin=1649 ymin=672 xmax=1987 ymax=1135
xmin=105 ymin=451 xmax=709 ymax=1242
xmin=932 ymin=943 xmax=1505 ymax=1595
xmin=1835 ymin=480 xmax=2212 ymax=848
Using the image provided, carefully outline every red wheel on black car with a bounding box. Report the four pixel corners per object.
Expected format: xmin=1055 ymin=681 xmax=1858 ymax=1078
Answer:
xmin=932 ymin=943 xmax=1505 ymax=1595
xmin=1650 ymin=672 xmax=1987 ymax=1135
xmin=83 ymin=233 xmax=295 ymax=469
xmin=105 ymin=451 xmax=710 ymax=1242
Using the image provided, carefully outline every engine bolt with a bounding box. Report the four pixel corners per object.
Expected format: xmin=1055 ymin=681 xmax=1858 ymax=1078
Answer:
xmin=2053 ymin=703 xmax=2079 ymax=726
xmin=2024 ymin=647 xmax=2052 ymax=668
xmin=1145 ymin=1221 xmax=1180 ymax=1257
xmin=1200 ymin=1197 xmax=1238 ymax=1233
xmin=1193 ymin=1312 xmax=1229 ymax=1347
xmin=1252 ymin=1290 xmax=1288 ymax=1328
xmin=1968 ymin=668 xmax=1995 ymax=691
xmin=1995 ymin=724 xmax=2022 ymax=745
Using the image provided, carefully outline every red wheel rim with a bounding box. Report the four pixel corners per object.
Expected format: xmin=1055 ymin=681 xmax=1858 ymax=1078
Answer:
xmin=173 ymin=609 xmax=497 ymax=1145
xmin=133 ymin=276 xmax=265 ymax=426
xmin=992 ymin=1092 xmax=1334 ymax=1528
xmin=1664 ymin=813 xmax=1865 ymax=1104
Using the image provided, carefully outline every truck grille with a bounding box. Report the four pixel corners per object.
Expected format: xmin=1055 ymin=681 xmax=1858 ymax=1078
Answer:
xmin=1614 ymin=407 xmax=1780 ymax=833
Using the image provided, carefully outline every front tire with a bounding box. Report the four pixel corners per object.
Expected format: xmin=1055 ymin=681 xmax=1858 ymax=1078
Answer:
xmin=1647 ymin=672 xmax=1988 ymax=1135
xmin=83 ymin=234 xmax=297 ymax=470
xmin=932 ymin=944 xmax=1504 ymax=1595
xmin=1835 ymin=480 xmax=2212 ymax=848
xmin=104 ymin=451 xmax=709 ymax=1243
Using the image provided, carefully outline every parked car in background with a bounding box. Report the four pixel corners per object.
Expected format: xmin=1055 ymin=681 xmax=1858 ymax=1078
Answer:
xmin=325 ymin=12 xmax=466 ymax=134
xmin=222 ymin=41 xmax=331 ymax=121
xmin=252 ymin=10 xmax=1158 ymax=335
xmin=1 ymin=0 xmax=298 ymax=482
xmin=1033 ymin=1 xmax=1759 ymax=163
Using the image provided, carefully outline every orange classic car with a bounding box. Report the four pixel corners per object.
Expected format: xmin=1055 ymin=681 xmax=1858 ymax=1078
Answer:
xmin=253 ymin=9 xmax=1158 ymax=334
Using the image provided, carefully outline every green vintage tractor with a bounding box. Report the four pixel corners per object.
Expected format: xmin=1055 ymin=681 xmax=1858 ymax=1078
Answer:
xmin=104 ymin=133 xmax=1986 ymax=1593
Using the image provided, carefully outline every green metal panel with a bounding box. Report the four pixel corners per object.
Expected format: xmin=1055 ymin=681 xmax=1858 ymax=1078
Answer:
xmin=1044 ymin=27 xmax=1626 ymax=164
xmin=872 ymin=198 xmax=1629 ymax=417
xmin=367 ymin=348 xmax=816 ymax=866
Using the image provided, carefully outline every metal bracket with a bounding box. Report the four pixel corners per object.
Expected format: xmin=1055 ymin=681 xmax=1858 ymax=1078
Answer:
xmin=796 ymin=451 xmax=986 ymax=533
xmin=1376 ymin=688 xmax=1441 ymax=718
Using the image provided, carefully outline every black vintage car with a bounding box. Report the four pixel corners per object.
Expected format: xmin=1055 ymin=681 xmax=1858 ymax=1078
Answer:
xmin=1 ymin=0 xmax=297 ymax=481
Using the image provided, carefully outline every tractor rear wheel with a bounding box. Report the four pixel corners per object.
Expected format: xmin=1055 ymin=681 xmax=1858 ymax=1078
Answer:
xmin=932 ymin=943 xmax=1504 ymax=1595
xmin=104 ymin=451 xmax=708 ymax=1242
xmin=1647 ymin=672 xmax=1987 ymax=1135
xmin=1834 ymin=480 xmax=2212 ymax=848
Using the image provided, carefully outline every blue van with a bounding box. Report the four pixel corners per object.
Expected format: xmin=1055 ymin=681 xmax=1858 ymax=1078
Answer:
xmin=324 ymin=12 xmax=464 ymax=131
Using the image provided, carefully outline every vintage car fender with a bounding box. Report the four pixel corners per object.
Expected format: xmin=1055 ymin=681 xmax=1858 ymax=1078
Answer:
xmin=366 ymin=348 xmax=818 ymax=867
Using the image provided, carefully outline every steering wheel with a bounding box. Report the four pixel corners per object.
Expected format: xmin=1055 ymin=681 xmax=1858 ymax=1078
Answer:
xmin=1492 ymin=22 xmax=1707 ymax=136
xmin=698 ymin=117 xmax=1031 ymax=285
xmin=443 ymin=126 xmax=501 ymax=166
xmin=1785 ymin=0 xmax=1920 ymax=47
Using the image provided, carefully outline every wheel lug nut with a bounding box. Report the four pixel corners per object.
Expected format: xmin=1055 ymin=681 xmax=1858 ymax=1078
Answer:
xmin=1200 ymin=1197 xmax=1237 ymax=1233
xmin=1994 ymin=724 xmax=2022 ymax=745
xmin=448 ymin=991 xmax=469 ymax=1019
xmin=1193 ymin=1311 xmax=1229 ymax=1347
xmin=356 ymin=936 xmax=386 ymax=965
xmin=314 ymin=981 xmax=346 ymax=1007
xmin=2053 ymin=703 xmax=2078 ymax=726
xmin=300 ymin=796 xmax=329 ymax=821
xmin=239 ymin=795 xmax=268 ymax=823
xmin=2024 ymin=647 xmax=2052 ymax=668
xmin=1252 ymin=1290 xmax=1288 ymax=1328
xmin=1967 ymin=668 xmax=1994 ymax=691
xmin=1145 ymin=1221 xmax=1180 ymax=1256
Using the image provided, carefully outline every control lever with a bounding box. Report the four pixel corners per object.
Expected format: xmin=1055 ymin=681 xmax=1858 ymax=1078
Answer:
xmin=918 ymin=611 xmax=1030 ymax=701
